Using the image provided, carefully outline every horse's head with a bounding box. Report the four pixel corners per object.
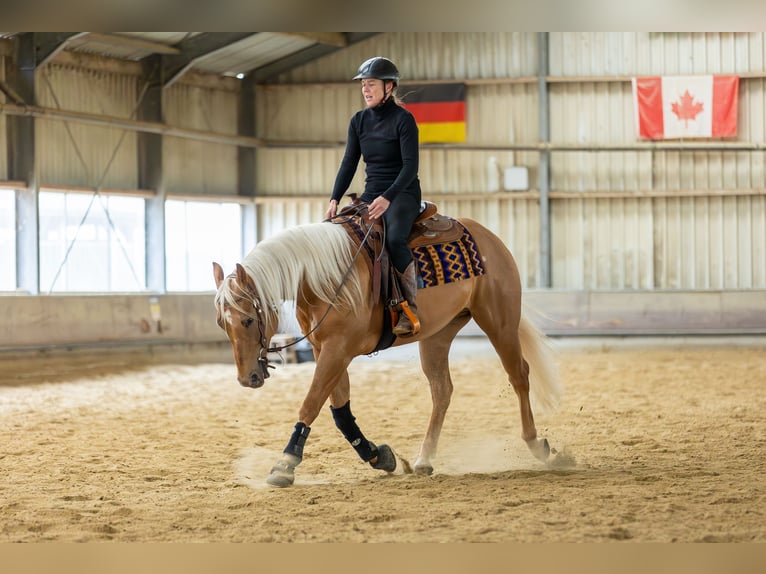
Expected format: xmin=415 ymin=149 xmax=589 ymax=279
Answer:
xmin=213 ymin=262 xmax=276 ymax=389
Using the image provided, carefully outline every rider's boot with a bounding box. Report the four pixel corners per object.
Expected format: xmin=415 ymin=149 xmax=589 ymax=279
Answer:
xmin=392 ymin=260 xmax=421 ymax=336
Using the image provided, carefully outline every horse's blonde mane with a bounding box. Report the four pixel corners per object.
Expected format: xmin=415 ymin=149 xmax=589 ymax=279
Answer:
xmin=215 ymin=222 xmax=366 ymax=333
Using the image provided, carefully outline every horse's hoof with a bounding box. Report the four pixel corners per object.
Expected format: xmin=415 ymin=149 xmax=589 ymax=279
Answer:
xmin=266 ymin=471 xmax=294 ymax=488
xmin=527 ymin=437 xmax=551 ymax=462
xmin=370 ymin=444 xmax=397 ymax=473
xmin=413 ymin=464 xmax=433 ymax=476
xmin=266 ymin=456 xmax=298 ymax=487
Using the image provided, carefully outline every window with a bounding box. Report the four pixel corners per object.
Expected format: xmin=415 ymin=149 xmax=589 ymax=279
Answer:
xmin=165 ymin=200 xmax=243 ymax=291
xmin=0 ymin=190 xmax=15 ymax=291
xmin=39 ymin=192 xmax=146 ymax=292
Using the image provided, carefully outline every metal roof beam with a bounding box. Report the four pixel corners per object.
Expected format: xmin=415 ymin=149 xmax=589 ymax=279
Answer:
xmin=18 ymin=32 xmax=88 ymax=70
xmin=253 ymin=44 xmax=337 ymax=82
xmin=253 ymin=32 xmax=379 ymax=82
xmin=161 ymin=32 xmax=259 ymax=88
xmin=278 ymin=32 xmax=348 ymax=47
xmin=82 ymin=33 xmax=182 ymax=56
xmin=346 ymin=32 xmax=380 ymax=44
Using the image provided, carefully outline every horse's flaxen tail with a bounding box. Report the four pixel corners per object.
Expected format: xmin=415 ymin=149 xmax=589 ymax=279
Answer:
xmin=518 ymin=312 xmax=562 ymax=415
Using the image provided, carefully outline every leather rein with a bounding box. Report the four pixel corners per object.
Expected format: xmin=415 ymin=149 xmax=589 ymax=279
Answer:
xmin=246 ymin=204 xmax=380 ymax=370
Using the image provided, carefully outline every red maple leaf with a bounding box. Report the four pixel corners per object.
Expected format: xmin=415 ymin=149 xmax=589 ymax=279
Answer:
xmin=671 ymin=89 xmax=704 ymax=127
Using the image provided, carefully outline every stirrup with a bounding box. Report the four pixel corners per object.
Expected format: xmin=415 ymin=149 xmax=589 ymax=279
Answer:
xmin=393 ymin=301 xmax=420 ymax=336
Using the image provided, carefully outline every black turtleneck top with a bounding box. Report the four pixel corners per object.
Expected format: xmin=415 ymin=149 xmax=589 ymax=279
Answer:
xmin=331 ymin=97 xmax=420 ymax=204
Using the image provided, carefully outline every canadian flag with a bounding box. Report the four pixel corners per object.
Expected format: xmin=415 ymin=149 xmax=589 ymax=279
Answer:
xmin=632 ymin=75 xmax=739 ymax=139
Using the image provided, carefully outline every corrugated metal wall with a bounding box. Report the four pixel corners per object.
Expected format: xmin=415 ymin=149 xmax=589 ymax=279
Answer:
xmin=0 ymin=55 xmax=7 ymax=180
xmin=5 ymin=33 xmax=765 ymax=294
xmin=255 ymin=81 xmax=539 ymax=194
xmin=253 ymin=32 xmax=766 ymax=291
xmin=163 ymin=81 xmax=239 ymax=196
xmin=275 ymin=32 xmax=538 ymax=83
xmin=256 ymin=33 xmax=543 ymax=283
xmin=22 ymin=59 xmax=242 ymax=197
xmin=255 ymin=84 xmax=361 ymax=196
xmin=547 ymin=33 xmax=766 ymax=290
xmin=35 ymin=63 xmax=139 ymax=190
xmin=552 ymin=197 xmax=655 ymax=290
xmin=251 ymin=32 xmax=766 ymax=291
xmin=256 ymin=197 xmax=328 ymax=240
xmin=549 ymin=32 xmax=765 ymax=77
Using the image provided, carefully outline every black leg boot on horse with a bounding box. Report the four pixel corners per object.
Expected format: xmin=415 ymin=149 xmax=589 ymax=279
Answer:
xmin=331 ymin=400 xmax=397 ymax=472
xmin=392 ymin=260 xmax=420 ymax=337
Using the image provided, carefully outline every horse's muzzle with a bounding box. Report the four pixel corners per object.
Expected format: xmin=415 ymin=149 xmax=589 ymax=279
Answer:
xmin=239 ymin=372 xmax=265 ymax=388
xmin=238 ymin=356 xmax=273 ymax=388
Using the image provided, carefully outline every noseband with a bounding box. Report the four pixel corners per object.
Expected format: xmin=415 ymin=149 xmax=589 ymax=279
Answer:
xmin=249 ymin=291 xmax=277 ymax=381
xmin=227 ymin=206 xmax=377 ymax=379
xmin=221 ymin=278 xmax=277 ymax=382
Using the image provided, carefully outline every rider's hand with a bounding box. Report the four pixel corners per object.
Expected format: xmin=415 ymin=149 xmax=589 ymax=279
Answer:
xmin=368 ymin=196 xmax=390 ymax=220
xmin=324 ymin=199 xmax=338 ymax=220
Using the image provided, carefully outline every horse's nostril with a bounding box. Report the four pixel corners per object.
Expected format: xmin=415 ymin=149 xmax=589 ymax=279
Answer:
xmin=249 ymin=373 xmax=264 ymax=388
xmin=238 ymin=373 xmax=262 ymax=388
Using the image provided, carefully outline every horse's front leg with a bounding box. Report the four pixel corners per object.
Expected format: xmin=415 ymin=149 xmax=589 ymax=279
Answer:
xmin=266 ymin=352 xmax=352 ymax=488
xmin=329 ymin=372 xmax=397 ymax=473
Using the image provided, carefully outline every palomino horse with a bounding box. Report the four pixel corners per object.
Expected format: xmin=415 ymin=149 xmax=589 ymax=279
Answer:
xmin=213 ymin=214 xmax=560 ymax=487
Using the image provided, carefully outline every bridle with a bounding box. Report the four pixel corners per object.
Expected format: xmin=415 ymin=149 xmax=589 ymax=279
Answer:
xmin=229 ymin=203 xmax=380 ymax=380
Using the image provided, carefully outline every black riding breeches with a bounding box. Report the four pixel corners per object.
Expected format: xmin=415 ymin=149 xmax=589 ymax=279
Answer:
xmin=382 ymin=189 xmax=421 ymax=273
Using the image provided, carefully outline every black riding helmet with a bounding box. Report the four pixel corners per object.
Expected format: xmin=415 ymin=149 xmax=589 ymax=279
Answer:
xmin=353 ymin=56 xmax=400 ymax=86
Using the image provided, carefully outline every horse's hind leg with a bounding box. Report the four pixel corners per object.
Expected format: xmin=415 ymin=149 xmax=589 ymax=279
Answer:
xmin=415 ymin=313 xmax=471 ymax=475
xmin=471 ymin=306 xmax=550 ymax=462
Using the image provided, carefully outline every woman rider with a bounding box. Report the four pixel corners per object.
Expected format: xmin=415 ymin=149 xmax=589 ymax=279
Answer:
xmin=324 ymin=56 xmax=421 ymax=336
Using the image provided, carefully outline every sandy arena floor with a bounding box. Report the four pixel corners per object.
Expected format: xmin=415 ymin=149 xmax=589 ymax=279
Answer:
xmin=1 ymin=336 xmax=764 ymax=542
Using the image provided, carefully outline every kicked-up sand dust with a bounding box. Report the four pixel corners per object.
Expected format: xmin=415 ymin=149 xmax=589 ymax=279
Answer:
xmin=1 ymin=337 xmax=764 ymax=542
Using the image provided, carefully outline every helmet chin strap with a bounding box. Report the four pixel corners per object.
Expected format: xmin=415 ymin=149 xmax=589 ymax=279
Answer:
xmin=376 ymin=82 xmax=394 ymax=108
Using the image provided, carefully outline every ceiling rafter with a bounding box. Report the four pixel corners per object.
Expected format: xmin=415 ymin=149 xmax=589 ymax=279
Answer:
xmin=253 ymin=32 xmax=379 ymax=82
xmin=80 ymin=33 xmax=182 ymax=56
xmin=19 ymin=32 xmax=88 ymax=69
xmin=161 ymin=32 xmax=259 ymax=88
xmin=278 ymin=32 xmax=348 ymax=48
xmin=9 ymin=32 xmax=380 ymax=92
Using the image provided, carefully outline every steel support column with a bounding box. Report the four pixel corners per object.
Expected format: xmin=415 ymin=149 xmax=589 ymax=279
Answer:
xmin=7 ymin=33 xmax=84 ymax=293
xmin=139 ymin=56 xmax=166 ymax=293
xmin=9 ymin=35 xmax=39 ymax=293
xmin=537 ymin=32 xmax=552 ymax=288
xmin=238 ymin=72 xmax=257 ymax=250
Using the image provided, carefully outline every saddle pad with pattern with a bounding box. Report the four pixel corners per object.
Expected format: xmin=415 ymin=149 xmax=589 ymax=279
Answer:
xmin=333 ymin=213 xmax=485 ymax=353
xmin=412 ymin=219 xmax=485 ymax=288
xmin=335 ymin=214 xmax=485 ymax=290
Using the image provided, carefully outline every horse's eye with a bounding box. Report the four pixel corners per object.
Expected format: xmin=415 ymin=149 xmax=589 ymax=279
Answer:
xmin=243 ymin=317 xmax=254 ymax=328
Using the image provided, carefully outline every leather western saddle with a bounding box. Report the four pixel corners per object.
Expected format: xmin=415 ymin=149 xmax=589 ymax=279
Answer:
xmin=407 ymin=201 xmax=464 ymax=247
xmin=330 ymin=195 xmax=465 ymax=335
xmin=334 ymin=194 xmax=464 ymax=253
xmin=329 ymin=195 xmax=468 ymax=350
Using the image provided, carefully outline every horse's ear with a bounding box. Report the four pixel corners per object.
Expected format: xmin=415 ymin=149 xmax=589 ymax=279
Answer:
xmin=235 ymin=263 xmax=256 ymax=294
xmin=213 ymin=262 xmax=225 ymax=289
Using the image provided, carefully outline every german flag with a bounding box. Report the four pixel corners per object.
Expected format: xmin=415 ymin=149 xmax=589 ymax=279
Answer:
xmin=401 ymin=83 xmax=466 ymax=143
